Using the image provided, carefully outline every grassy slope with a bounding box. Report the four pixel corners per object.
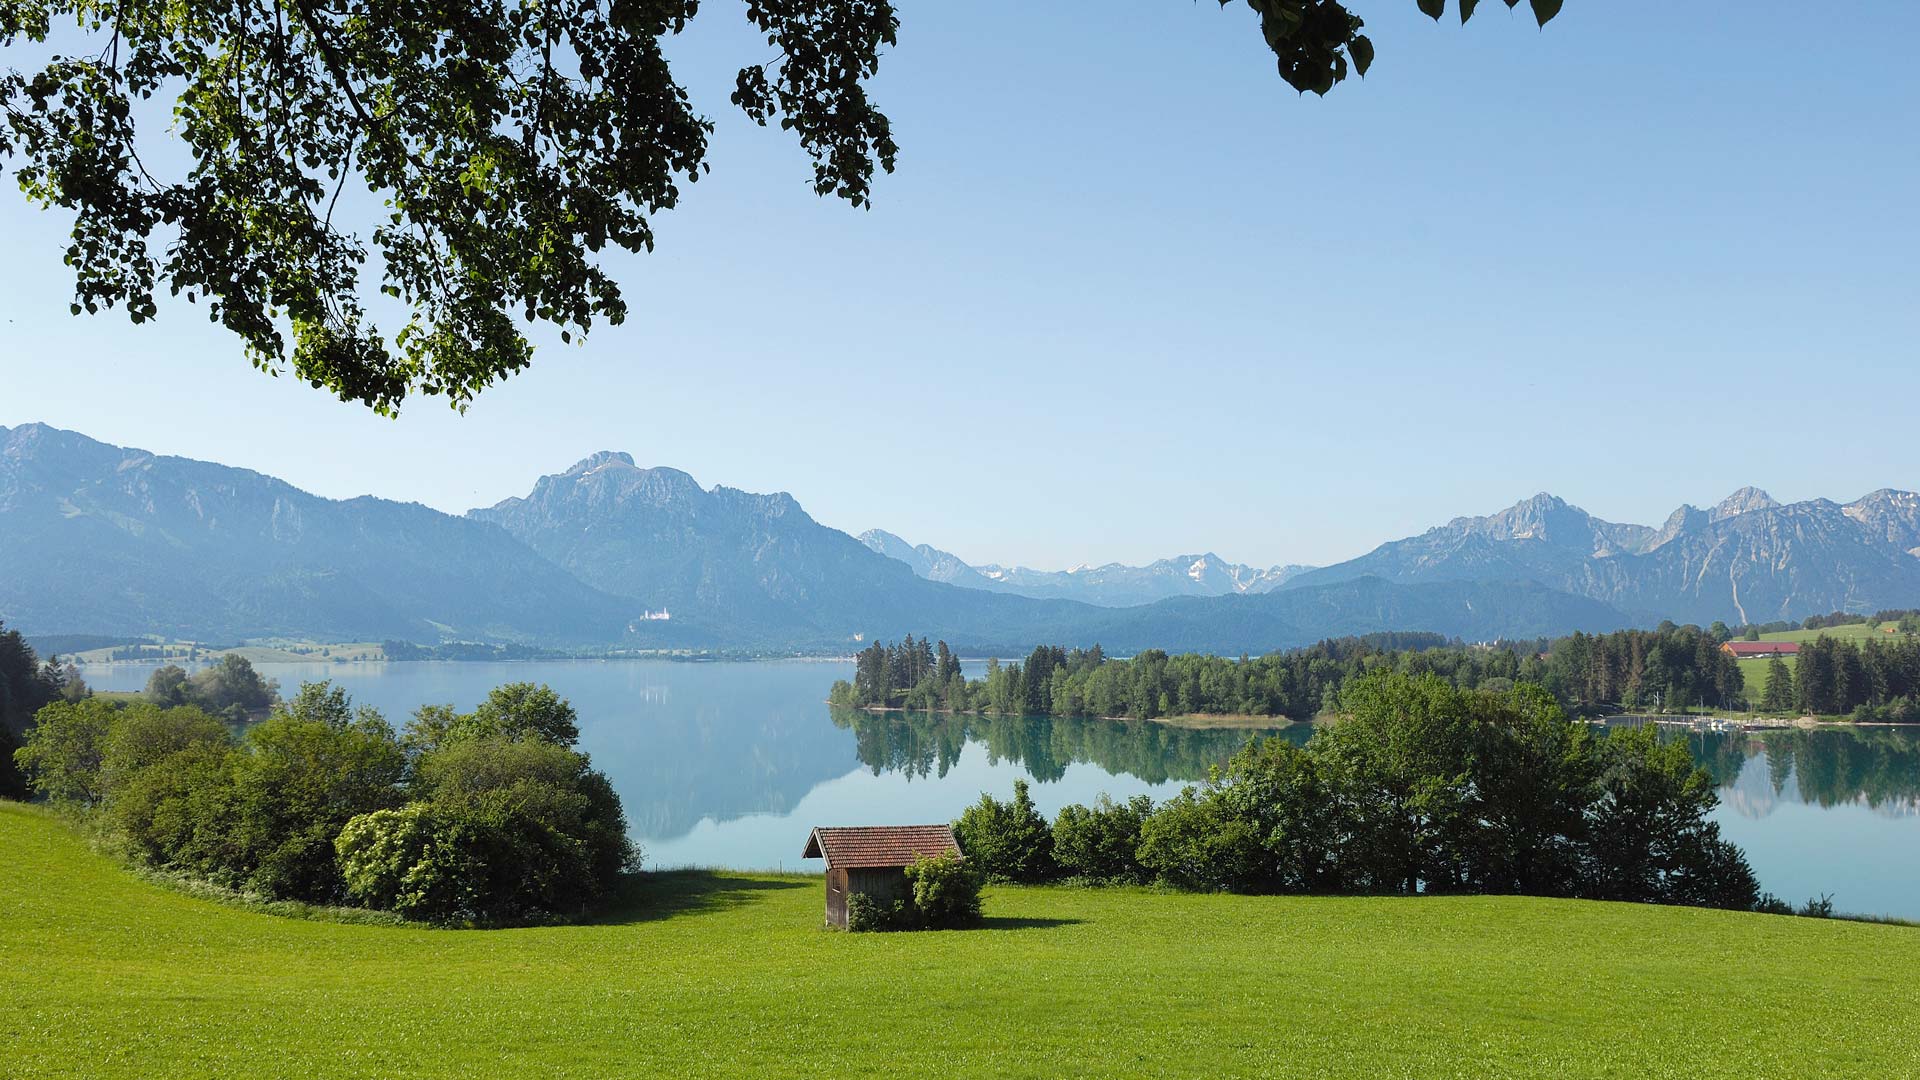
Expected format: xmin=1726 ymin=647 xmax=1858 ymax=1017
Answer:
xmin=4 ymin=803 xmax=1918 ymax=1080
xmin=1737 ymin=656 xmax=1788 ymax=707
xmin=1738 ymin=624 xmax=1912 ymax=713
xmin=1757 ymin=623 xmax=1900 ymax=645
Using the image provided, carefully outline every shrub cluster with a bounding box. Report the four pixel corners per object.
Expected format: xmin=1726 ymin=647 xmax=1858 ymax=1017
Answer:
xmin=952 ymin=779 xmax=1054 ymax=883
xmin=142 ymin=655 xmax=280 ymax=722
xmin=13 ymin=680 xmax=634 ymax=926
xmin=846 ymin=852 xmax=983 ymax=932
xmin=954 ymin=673 xmax=1761 ymax=911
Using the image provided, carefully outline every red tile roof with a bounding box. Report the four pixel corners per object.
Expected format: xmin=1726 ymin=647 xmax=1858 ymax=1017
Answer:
xmin=1721 ymin=641 xmax=1802 ymax=657
xmin=802 ymin=825 xmax=961 ymax=869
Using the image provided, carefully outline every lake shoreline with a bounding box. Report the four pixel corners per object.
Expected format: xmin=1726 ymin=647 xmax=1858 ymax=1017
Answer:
xmin=831 ymin=702 xmax=1297 ymax=731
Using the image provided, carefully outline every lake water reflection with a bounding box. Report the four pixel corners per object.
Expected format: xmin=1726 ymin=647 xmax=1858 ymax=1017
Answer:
xmin=1647 ymin=724 xmax=1920 ymax=919
xmin=81 ymin=660 xmax=1920 ymax=919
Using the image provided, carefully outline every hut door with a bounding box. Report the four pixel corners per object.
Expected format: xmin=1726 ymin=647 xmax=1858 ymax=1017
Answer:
xmin=826 ymin=869 xmax=848 ymax=927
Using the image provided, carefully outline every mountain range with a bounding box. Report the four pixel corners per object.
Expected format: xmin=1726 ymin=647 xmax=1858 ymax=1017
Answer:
xmin=3 ymin=422 xmax=1917 ymax=654
xmin=856 ymin=529 xmax=1312 ymax=607
xmin=1282 ymin=488 xmax=1920 ymax=627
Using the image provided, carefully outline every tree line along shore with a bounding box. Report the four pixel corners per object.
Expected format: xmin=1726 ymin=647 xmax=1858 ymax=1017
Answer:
xmin=834 ymin=618 xmax=1920 ymax=724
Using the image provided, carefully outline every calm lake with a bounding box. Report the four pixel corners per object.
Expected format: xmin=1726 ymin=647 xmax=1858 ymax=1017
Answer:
xmin=85 ymin=659 xmax=1920 ymax=920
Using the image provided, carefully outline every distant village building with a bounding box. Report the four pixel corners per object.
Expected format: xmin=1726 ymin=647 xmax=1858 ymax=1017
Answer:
xmin=1720 ymin=641 xmax=1801 ymax=659
xmin=625 ymin=610 xmax=671 ymax=632
xmin=801 ymin=825 xmax=961 ymax=928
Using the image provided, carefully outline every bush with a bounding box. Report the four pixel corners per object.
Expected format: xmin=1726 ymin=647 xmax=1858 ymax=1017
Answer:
xmin=411 ymin=736 xmax=635 ymax=893
xmin=953 ymin=778 xmax=1054 ymax=883
xmin=162 ymin=684 xmax=410 ymax=900
xmin=1133 ymin=737 xmax=1344 ymax=894
xmin=100 ymin=704 xmax=229 ymax=792
xmin=342 ymin=702 xmax=634 ymax=925
xmin=1136 ymin=788 xmax=1267 ymax=892
xmin=334 ymin=805 xmax=439 ymax=912
xmin=905 ymin=852 xmax=983 ymax=928
xmin=846 ymin=892 xmax=914 ymax=932
xmin=13 ymin=698 xmax=116 ymax=805
xmin=13 ymin=677 xmax=636 ymax=926
xmin=1052 ymin=795 xmax=1152 ymax=884
xmin=103 ymin=739 xmax=239 ymax=871
xmin=335 ymin=795 xmax=607 ymax=925
xmin=843 ymin=853 xmax=983 ymax=932
xmin=1753 ymin=892 xmax=1838 ymax=919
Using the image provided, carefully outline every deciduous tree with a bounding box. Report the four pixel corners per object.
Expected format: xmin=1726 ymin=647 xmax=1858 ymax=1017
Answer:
xmin=2 ymin=0 xmax=1563 ymax=412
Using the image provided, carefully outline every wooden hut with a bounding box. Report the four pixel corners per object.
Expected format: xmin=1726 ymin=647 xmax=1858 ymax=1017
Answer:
xmin=801 ymin=825 xmax=961 ymax=928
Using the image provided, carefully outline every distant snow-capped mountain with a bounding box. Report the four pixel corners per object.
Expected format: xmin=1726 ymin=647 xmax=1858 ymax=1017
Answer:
xmin=8 ymin=421 xmax=1916 ymax=654
xmin=857 ymin=530 xmax=1311 ymax=607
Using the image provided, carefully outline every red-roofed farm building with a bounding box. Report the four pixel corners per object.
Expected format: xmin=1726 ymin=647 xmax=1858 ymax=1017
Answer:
xmin=1720 ymin=641 xmax=1802 ymax=659
xmin=801 ymin=825 xmax=961 ymax=928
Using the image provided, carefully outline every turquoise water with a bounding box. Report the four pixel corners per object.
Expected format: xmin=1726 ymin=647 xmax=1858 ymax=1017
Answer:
xmin=82 ymin=660 xmax=1920 ymax=919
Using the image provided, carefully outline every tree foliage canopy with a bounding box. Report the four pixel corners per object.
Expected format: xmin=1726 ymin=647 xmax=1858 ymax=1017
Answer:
xmin=11 ymin=678 xmax=631 ymax=924
xmin=3 ymin=0 xmax=1561 ymax=413
xmin=963 ymin=672 xmax=1760 ymax=911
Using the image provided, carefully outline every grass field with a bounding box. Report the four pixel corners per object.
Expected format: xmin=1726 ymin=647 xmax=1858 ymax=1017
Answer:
xmin=5 ymin=804 xmax=1920 ymax=1078
xmin=1757 ymin=622 xmax=1903 ymax=645
xmin=1737 ymin=656 xmax=1790 ymax=708
xmin=69 ymin=641 xmax=387 ymax=665
xmin=1733 ymin=624 xmax=1912 ymax=714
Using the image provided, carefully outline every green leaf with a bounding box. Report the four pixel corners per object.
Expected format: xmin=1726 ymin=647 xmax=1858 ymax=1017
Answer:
xmin=1530 ymin=0 xmax=1563 ymax=25
xmin=1351 ymin=35 xmax=1376 ymax=77
xmin=1461 ymin=0 xmax=1480 ymax=22
xmin=1417 ymin=0 xmax=1446 ymax=19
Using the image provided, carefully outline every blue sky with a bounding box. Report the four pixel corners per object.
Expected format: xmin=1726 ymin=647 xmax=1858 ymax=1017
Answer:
xmin=2 ymin=0 xmax=1916 ymax=570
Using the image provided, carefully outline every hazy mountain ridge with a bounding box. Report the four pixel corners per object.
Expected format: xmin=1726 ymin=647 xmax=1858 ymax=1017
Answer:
xmin=4 ymin=424 xmax=1911 ymax=653
xmin=0 ymin=423 xmax=637 ymax=643
xmin=859 ymin=529 xmax=1312 ymax=607
xmin=1286 ymin=488 xmax=1920 ymax=626
xmin=854 ymin=530 xmax=1004 ymax=592
xmin=471 ymin=455 xmax=1107 ymax=650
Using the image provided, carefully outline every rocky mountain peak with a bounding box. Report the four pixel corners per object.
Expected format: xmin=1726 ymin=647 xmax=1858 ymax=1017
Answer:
xmin=1711 ymin=487 xmax=1780 ymax=521
xmin=1456 ymin=493 xmax=1602 ymax=547
xmin=1651 ymin=504 xmax=1709 ymax=549
xmin=563 ymin=450 xmax=637 ymax=476
xmin=1843 ymin=488 xmax=1920 ymax=556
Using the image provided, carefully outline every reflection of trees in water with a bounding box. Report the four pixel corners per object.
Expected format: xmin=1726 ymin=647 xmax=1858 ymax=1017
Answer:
xmin=1756 ymin=728 xmax=1920 ymax=810
xmin=829 ymin=707 xmax=1306 ymax=785
xmin=1674 ymin=731 xmax=1753 ymax=788
xmin=1669 ymin=727 xmax=1920 ymax=811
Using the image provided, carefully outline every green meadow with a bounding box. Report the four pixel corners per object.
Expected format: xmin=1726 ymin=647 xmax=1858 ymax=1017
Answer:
xmin=5 ymin=803 xmax=1919 ymax=1079
xmin=1757 ymin=622 xmax=1902 ymax=645
xmin=1734 ymin=624 xmax=1913 ymax=714
xmin=67 ymin=641 xmax=388 ymax=665
xmin=1737 ymin=655 xmax=1790 ymax=707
